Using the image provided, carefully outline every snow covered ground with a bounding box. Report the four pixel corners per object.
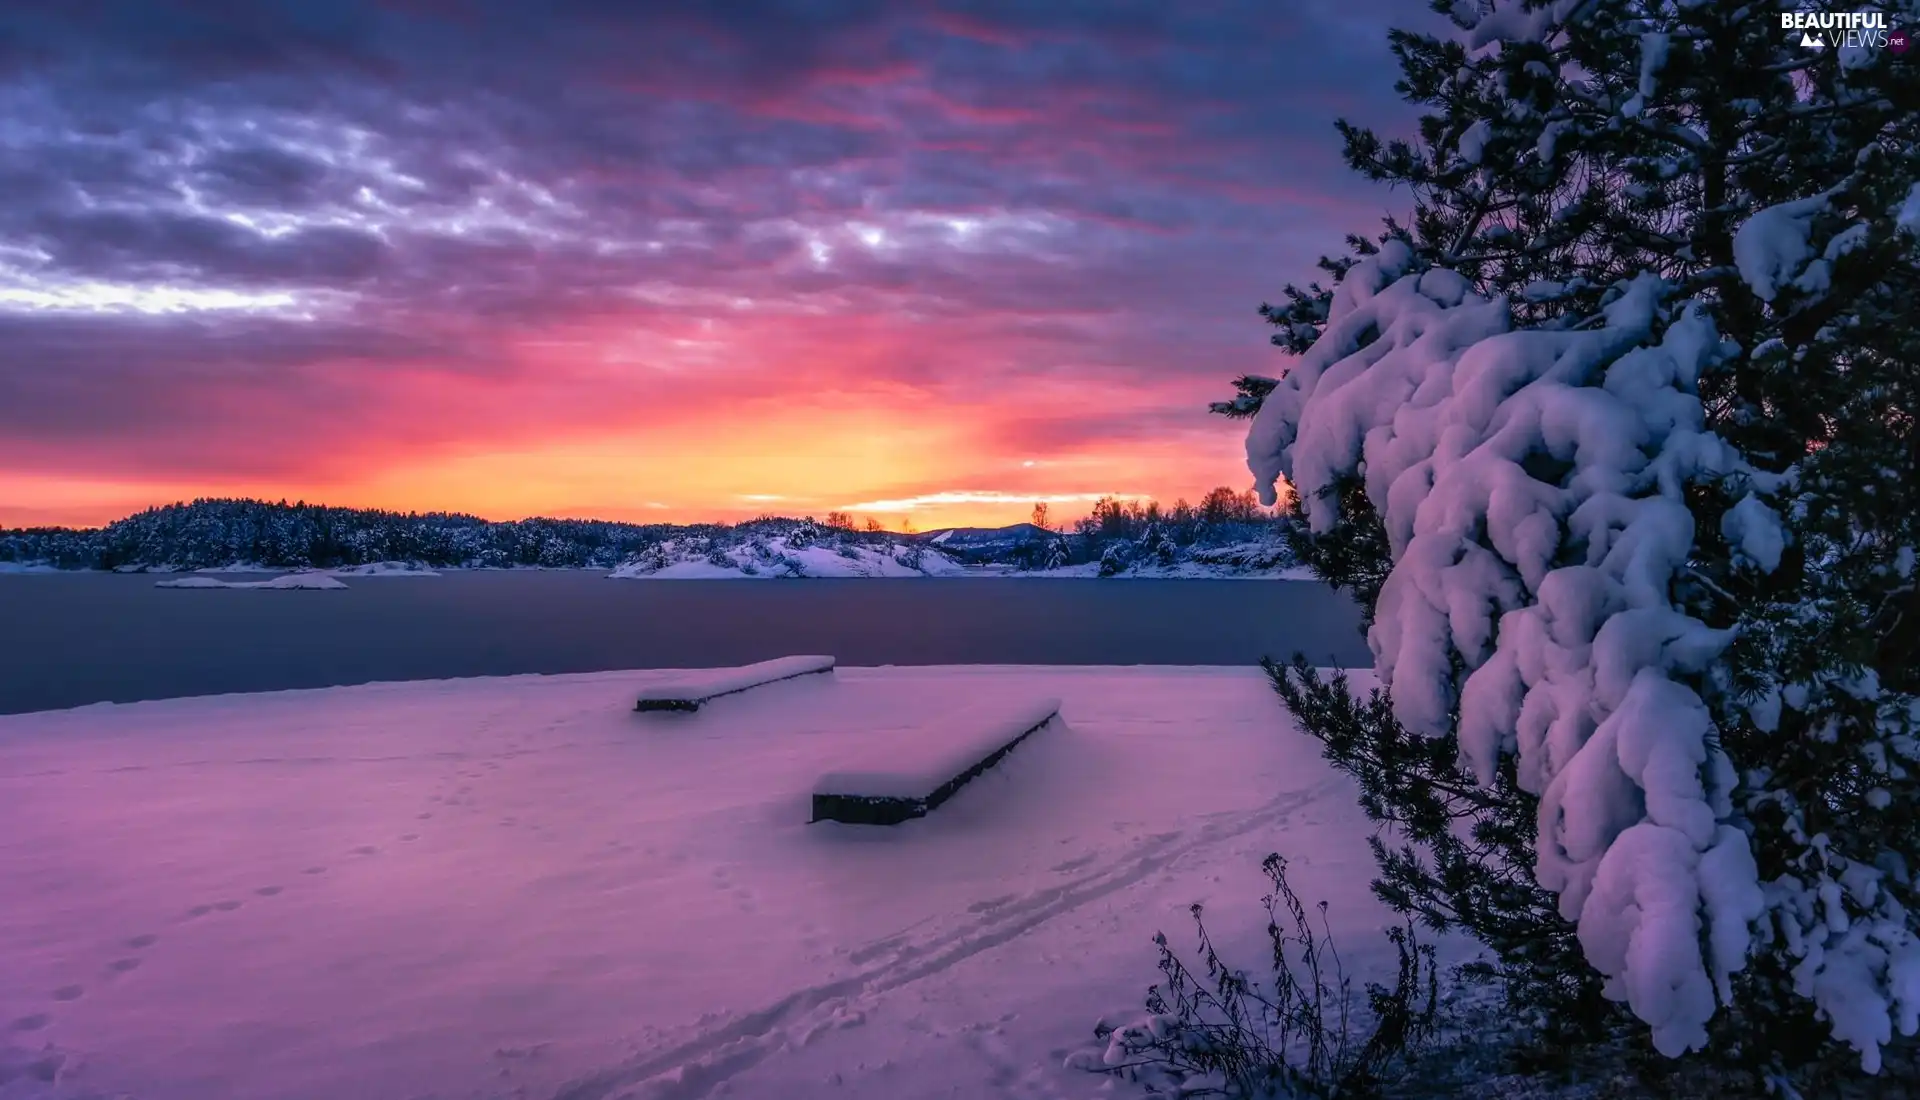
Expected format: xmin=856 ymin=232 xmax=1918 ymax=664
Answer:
xmin=0 ymin=666 xmax=1389 ymax=1100
xmin=181 ymin=563 xmax=441 ymax=578
xmin=323 ymin=562 xmax=443 ymax=577
xmin=605 ymin=536 xmax=1310 ymax=581
xmin=153 ymin=574 xmax=350 ymax=591
xmin=608 ymin=535 xmax=968 ymax=579
xmin=5 ymin=545 xmax=1310 ymax=580
xmin=983 ymin=560 xmax=1318 ymax=580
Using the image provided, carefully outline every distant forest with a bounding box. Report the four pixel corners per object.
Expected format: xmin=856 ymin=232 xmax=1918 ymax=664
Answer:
xmin=0 ymin=499 xmax=688 ymax=570
xmin=0 ymin=489 xmax=1281 ymax=571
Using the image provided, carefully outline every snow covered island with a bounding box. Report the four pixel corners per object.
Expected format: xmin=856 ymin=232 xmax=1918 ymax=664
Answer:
xmin=155 ymin=574 xmax=350 ymax=591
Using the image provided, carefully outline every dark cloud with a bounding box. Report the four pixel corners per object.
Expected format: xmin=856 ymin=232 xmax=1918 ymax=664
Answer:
xmin=191 ymin=144 xmax=340 ymax=207
xmin=18 ymin=207 xmax=388 ymax=284
xmin=0 ymin=0 xmax=1440 ymax=494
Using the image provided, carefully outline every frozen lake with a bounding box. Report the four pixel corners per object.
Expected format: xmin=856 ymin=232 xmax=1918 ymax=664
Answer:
xmin=0 ymin=572 xmax=1370 ymax=715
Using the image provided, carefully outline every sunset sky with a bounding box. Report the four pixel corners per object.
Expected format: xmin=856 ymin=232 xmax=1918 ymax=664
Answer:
xmin=0 ymin=0 xmax=1433 ymax=531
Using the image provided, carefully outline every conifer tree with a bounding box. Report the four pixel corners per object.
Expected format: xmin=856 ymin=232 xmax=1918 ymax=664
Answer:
xmin=1221 ymin=0 xmax=1920 ymax=1083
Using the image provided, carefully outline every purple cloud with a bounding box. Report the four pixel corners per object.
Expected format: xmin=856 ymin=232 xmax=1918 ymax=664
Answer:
xmin=0 ymin=0 xmax=1439 ymax=521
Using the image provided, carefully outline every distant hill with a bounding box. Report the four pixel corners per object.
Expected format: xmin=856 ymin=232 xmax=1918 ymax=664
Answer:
xmin=914 ymin=523 xmax=1053 ymax=552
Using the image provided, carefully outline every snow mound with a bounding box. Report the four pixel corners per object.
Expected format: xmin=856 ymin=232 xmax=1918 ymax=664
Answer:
xmin=1244 ymin=242 xmax=1785 ymax=1054
xmin=326 ymin=561 xmax=441 ymax=577
xmin=813 ymin=696 xmax=1061 ymax=801
xmin=635 ymin=656 xmax=836 ymax=710
xmin=156 ymin=574 xmax=349 ymax=591
xmin=191 ymin=562 xmax=285 ymax=574
xmin=0 ymin=561 xmax=62 ymax=575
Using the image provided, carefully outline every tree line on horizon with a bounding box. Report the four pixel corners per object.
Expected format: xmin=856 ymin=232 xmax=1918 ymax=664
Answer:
xmin=0 ymin=489 xmax=1283 ymax=572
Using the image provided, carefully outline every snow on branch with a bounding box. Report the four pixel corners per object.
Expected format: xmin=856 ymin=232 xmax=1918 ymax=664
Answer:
xmin=1733 ymin=195 xmax=1830 ymax=303
xmin=1447 ymin=0 xmax=1599 ymax=50
xmin=1243 ymin=244 xmax=1786 ymax=1055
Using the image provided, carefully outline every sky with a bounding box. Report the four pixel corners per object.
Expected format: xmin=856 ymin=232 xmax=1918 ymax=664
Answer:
xmin=0 ymin=0 xmax=1433 ymax=531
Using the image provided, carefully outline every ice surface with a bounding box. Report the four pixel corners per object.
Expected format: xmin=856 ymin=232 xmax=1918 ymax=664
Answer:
xmin=812 ymin=697 xmax=1061 ymax=800
xmin=633 ymin=655 xmax=837 ymax=709
xmin=154 ymin=574 xmax=349 ymax=590
xmin=0 ymin=666 xmax=1381 ymax=1100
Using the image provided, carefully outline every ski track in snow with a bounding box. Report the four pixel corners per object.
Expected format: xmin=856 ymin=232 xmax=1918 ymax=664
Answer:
xmin=547 ymin=778 xmax=1344 ymax=1100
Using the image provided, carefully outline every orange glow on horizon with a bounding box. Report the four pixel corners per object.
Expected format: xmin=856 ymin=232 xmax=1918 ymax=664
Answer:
xmin=1 ymin=300 xmax=1283 ymax=533
xmin=0 ymin=415 xmax=1264 ymax=533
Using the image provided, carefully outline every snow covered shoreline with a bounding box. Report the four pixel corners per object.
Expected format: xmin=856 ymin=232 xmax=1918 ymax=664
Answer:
xmin=155 ymin=574 xmax=350 ymax=591
xmin=5 ymin=519 xmax=1308 ymax=581
xmin=0 ymin=665 xmax=1389 ymax=1100
xmin=4 ymin=560 xmax=1316 ymax=580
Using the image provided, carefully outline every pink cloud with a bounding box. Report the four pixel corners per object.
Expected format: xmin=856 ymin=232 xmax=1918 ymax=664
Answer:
xmin=0 ymin=0 xmax=1424 ymax=528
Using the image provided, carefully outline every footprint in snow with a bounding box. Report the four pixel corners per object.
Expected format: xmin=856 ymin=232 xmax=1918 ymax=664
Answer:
xmin=127 ymin=934 xmax=157 ymax=949
xmin=50 ymin=987 xmax=83 ymax=1003
xmin=107 ymin=958 xmax=141 ymax=974
xmin=9 ymin=1015 xmax=49 ymax=1033
xmin=966 ymin=895 xmax=1016 ymax=914
xmin=0 ymin=1048 xmax=67 ymax=1087
xmin=255 ymin=886 xmax=282 ymax=897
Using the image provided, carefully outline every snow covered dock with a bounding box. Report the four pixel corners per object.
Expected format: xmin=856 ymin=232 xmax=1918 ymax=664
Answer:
xmin=0 ymin=666 xmax=1383 ymax=1100
xmin=633 ymin=654 xmax=836 ymax=711
xmin=812 ymin=697 xmax=1061 ymax=824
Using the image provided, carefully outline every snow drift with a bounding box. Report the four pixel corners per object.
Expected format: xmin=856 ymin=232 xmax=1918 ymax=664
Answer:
xmin=634 ymin=656 xmax=837 ymax=711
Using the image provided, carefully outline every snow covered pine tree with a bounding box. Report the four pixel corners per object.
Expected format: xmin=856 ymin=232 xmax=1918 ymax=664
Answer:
xmin=1221 ymin=0 xmax=1920 ymax=1087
